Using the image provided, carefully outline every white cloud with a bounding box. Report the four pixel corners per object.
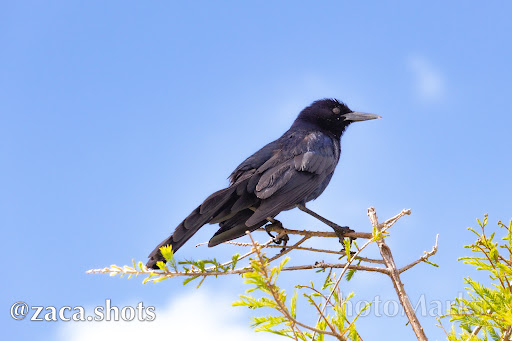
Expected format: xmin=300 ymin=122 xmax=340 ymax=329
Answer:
xmin=408 ymin=55 xmax=445 ymax=102
xmin=58 ymin=290 xmax=280 ymax=341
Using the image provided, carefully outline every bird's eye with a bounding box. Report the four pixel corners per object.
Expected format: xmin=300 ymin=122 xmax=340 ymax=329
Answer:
xmin=332 ymin=107 xmax=341 ymax=114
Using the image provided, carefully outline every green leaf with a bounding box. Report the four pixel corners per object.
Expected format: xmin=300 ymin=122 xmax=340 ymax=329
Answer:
xmin=291 ymin=289 xmax=298 ymax=319
xmin=442 ymin=215 xmax=512 ymax=340
xmin=344 ymin=238 xmax=352 ymax=262
xmin=423 ymin=259 xmax=439 ymax=268
xmin=183 ymin=275 xmax=200 ymax=286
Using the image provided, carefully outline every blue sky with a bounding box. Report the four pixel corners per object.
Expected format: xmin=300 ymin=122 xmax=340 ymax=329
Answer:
xmin=2 ymin=2 xmax=511 ymax=340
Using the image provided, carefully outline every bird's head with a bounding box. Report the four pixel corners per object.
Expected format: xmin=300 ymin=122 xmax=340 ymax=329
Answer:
xmin=294 ymin=98 xmax=381 ymax=137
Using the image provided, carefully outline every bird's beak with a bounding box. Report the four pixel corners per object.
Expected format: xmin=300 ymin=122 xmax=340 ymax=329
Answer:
xmin=345 ymin=111 xmax=382 ymax=122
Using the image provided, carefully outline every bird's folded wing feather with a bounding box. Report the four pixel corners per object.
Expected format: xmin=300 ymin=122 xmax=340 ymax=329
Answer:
xmin=245 ymin=132 xmax=339 ymax=225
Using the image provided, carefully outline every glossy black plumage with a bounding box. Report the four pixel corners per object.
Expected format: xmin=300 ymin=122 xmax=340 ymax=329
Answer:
xmin=146 ymin=98 xmax=380 ymax=269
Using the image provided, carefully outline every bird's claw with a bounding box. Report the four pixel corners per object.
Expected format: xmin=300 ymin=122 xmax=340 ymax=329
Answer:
xmin=332 ymin=225 xmax=357 ymax=255
xmin=265 ymin=220 xmax=282 ymax=238
xmin=277 ymin=234 xmax=290 ymax=252
xmin=265 ymin=221 xmax=289 ymax=251
xmin=272 ymin=233 xmax=289 ymax=245
xmin=332 ymin=225 xmax=355 ymax=242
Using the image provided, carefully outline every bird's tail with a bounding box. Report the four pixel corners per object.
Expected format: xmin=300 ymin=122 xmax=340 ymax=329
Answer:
xmin=146 ymin=186 xmax=237 ymax=269
xmin=146 ymin=235 xmax=175 ymax=269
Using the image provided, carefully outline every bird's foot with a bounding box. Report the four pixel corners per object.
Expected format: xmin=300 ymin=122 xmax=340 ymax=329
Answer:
xmin=332 ymin=225 xmax=357 ymax=255
xmin=277 ymin=234 xmax=290 ymax=253
xmin=265 ymin=220 xmax=289 ymax=250
xmin=265 ymin=220 xmax=282 ymax=239
xmin=332 ymin=225 xmax=354 ymax=241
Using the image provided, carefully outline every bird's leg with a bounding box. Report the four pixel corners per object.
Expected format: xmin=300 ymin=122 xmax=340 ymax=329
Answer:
xmin=264 ymin=218 xmax=289 ymax=250
xmin=264 ymin=225 xmax=276 ymax=239
xmin=331 ymin=225 xmax=357 ymax=256
xmin=263 ymin=216 xmax=281 ymax=239
xmin=264 ymin=219 xmax=282 ymax=242
xmin=278 ymin=234 xmax=289 ymax=253
xmin=296 ymin=204 xmax=356 ymax=254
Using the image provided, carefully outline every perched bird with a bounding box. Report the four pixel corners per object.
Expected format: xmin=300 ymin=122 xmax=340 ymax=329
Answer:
xmin=147 ymin=98 xmax=380 ymax=269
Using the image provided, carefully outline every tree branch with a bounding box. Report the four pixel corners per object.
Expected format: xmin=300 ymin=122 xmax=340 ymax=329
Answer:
xmin=87 ymin=260 xmax=388 ymax=278
xmin=261 ymin=225 xmax=373 ymax=240
xmin=368 ymin=207 xmax=428 ymax=341
xmin=89 ymin=206 xmax=436 ymax=341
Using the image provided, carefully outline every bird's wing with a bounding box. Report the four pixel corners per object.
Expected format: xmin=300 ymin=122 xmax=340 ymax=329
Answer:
xmin=245 ymin=131 xmax=339 ymax=225
xmin=229 ymin=140 xmax=280 ymax=185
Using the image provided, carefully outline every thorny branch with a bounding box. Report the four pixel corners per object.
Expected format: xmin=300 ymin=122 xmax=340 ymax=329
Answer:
xmin=87 ymin=206 xmax=438 ymax=340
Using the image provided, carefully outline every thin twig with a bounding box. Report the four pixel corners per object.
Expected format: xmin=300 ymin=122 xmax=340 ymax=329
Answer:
xmin=268 ymin=235 xmax=310 ymax=262
xmin=299 ymin=285 xmax=337 ymax=307
xmin=399 ymin=234 xmax=439 ymax=273
xmin=280 ymin=262 xmax=388 ymax=274
xmin=435 ymin=317 xmax=450 ymax=338
xmin=310 ymin=293 xmax=340 ymax=337
xmin=200 ymin=236 xmax=385 ymax=264
xmin=264 ymin=244 xmax=386 ymax=264
xmin=196 ymin=232 xmax=286 ymax=271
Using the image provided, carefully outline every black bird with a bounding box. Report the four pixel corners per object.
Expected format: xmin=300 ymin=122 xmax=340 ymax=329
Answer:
xmin=147 ymin=98 xmax=380 ymax=269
